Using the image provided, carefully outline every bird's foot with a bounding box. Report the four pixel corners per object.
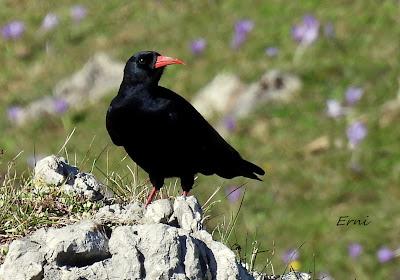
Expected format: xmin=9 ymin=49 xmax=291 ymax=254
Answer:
xmin=145 ymin=187 xmax=158 ymax=208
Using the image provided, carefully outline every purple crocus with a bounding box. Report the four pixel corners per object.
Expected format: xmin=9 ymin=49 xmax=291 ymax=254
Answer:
xmin=265 ymin=46 xmax=279 ymax=57
xmin=225 ymin=186 xmax=242 ymax=203
xmin=348 ymin=243 xmax=363 ymax=259
xmin=53 ymin=98 xmax=69 ymax=114
xmin=347 ymin=121 xmax=367 ymax=148
xmin=231 ymin=19 xmax=254 ymax=49
xmin=1 ymin=20 xmax=25 ymax=40
xmin=292 ymin=15 xmax=319 ymax=46
xmin=326 ymin=99 xmax=344 ymax=118
xmin=345 ymin=87 xmax=363 ymax=106
xmin=70 ymin=5 xmax=87 ymax=22
xmin=282 ymin=248 xmax=300 ymax=264
xmin=41 ymin=13 xmax=59 ymax=31
xmin=7 ymin=106 xmax=23 ymax=122
xmin=190 ymin=38 xmax=206 ymax=55
xmin=377 ymin=247 xmax=395 ymax=263
xmin=223 ymin=115 xmax=236 ymax=132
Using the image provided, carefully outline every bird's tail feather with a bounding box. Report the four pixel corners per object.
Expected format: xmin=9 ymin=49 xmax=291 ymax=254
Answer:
xmin=240 ymin=159 xmax=265 ymax=181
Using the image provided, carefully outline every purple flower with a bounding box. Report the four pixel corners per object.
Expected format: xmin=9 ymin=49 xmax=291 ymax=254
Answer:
xmin=53 ymin=98 xmax=69 ymax=114
xmin=7 ymin=106 xmax=23 ymax=122
xmin=265 ymin=46 xmax=279 ymax=57
xmin=377 ymin=247 xmax=395 ymax=263
xmin=41 ymin=13 xmax=59 ymax=31
xmin=347 ymin=121 xmax=367 ymax=148
xmin=326 ymin=99 xmax=344 ymax=118
xmin=70 ymin=5 xmax=87 ymax=22
xmin=1 ymin=20 xmax=25 ymax=40
xmin=225 ymin=186 xmax=242 ymax=203
xmin=190 ymin=38 xmax=206 ymax=55
xmin=348 ymin=243 xmax=363 ymax=259
xmin=231 ymin=19 xmax=254 ymax=49
xmin=345 ymin=87 xmax=363 ymax=106
xmin=282 ymin=248 xmax=300 ymax=264
xmin=324 ymin=22 xmax=335 ymax=38
xmin=292 ymin=15 xmax=319 ymax=46
xmin=223 ymin=115 xmax=236 ymax=132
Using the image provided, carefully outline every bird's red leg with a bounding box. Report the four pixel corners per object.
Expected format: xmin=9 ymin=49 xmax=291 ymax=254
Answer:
xmin=145 ymin=187 xmax=158 ymax=208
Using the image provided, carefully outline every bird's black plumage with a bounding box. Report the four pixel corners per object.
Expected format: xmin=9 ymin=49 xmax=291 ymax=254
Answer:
xmin=106 ymin=51 xmax=264 ymax=203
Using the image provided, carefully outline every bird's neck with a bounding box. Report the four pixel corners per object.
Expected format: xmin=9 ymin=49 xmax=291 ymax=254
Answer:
xmin=122 ymin=77 xmax=159 ymax=91
xmin=114 ymin=80 xmax=158 ymax=107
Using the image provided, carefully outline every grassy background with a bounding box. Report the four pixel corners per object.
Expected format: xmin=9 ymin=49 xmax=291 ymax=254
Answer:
xmin=1 ymin=0 xmax=400 ymax=278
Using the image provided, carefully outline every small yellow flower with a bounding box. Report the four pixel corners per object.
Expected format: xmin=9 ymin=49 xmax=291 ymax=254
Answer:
xmin=262 ymin=162 xmax=271 ymax=172
xmin=288 ymin=260 xmax=301 ymax=271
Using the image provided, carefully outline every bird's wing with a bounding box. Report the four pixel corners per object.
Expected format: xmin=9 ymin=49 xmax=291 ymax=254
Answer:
xmin=157 ymin=87 xmax=242 ymax=165
xmin=106 ymin=106 xmax=124 ymax=146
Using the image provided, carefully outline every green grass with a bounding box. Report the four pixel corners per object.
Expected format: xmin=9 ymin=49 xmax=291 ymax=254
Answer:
xmin=1 ymin=0 xmax=400 ymax=278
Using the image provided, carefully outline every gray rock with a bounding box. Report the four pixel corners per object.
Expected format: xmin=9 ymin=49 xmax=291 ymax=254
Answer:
xmin=232 ymin=70 xmax=302 ymax=119
xmin=192 ymin=73 xmax=244 ymax=118
xmin=107 ymin=226 xmax=143 ymax=279
xmin=144 ymin=199 xmax=174 ymax=224
xmin=33 ymin=155 xmax=78 ymax=187
xmin=44 ymin=260 xmax=111 ymax=280
xmin=216 ymin=70 xmax=301 ymax=135
xmin=94 ymin=202 xmax=143 ymax=224
xmin=0 ymin=239 xmax=45 ymax=280
xmin=54 ymin=52 xmax=123 ymax=106
xmin=193 ymin=230 xmax=243 ymax=280
xmin=33 ymin=155 xmax=111 ymax=201
xmin=190 ymin=70 xmax=301 ymax=137
xmin=110 ymin=224 xmax=186 ymax=279
xmin=279 ymin=272 xmax=311 ymax=280
xmin=67 ymin=172 xmax=105 ymax=201
xmin=171 ymin=196 xmax=203 ymax=232
xmin=192 ymin=70 xmax=301 ymax=121
xmin=44 ymin=220 xmax=110 ymax=265
xmin=8 ymin=53 xmax=124 ymax=127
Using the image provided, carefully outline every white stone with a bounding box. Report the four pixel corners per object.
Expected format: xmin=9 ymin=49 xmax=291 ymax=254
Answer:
xmin=171 ymin=196 xmax=203 ymax=232
xmin=192 ymin=73 xmax=243 ymax=118
xmin=144 ymin=198 xmax=174 ymax=224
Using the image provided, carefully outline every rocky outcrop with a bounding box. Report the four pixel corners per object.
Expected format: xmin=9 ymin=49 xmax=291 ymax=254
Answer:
xmin=0 ymin=197 xmax=311 ymax=280
xmin=1 ymin=198 xmax=242 ymax=280
xmin=1 ymin=155 xmax=311 ymax=280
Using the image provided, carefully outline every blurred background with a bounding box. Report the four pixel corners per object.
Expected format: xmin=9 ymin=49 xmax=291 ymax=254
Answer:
xmin=1 ymin=1 xmax=400 ymax=278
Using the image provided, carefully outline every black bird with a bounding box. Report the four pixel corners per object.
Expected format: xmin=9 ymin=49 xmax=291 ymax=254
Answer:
xmin=106 ymin=51 xmax=265 ymax=207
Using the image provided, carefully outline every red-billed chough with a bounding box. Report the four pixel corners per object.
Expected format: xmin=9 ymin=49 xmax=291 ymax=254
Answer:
xmin=106 ymin=51 xmax=265 ymax=207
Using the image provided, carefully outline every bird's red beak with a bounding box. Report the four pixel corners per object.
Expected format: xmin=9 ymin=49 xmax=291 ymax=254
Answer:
xmin=155 ymin=55 xmax=185 ymax=68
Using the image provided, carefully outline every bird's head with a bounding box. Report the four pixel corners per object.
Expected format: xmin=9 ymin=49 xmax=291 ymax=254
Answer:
xmin=123 ymin=51 xmax=184 ymax=85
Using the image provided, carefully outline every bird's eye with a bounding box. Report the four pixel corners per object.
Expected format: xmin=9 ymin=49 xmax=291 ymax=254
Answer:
xmin=138 ymin=58 xmax=146 ymax=65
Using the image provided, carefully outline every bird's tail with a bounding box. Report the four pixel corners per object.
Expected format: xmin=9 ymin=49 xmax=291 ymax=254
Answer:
xmin=240 ymin=159 xmax=265 ymax=181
